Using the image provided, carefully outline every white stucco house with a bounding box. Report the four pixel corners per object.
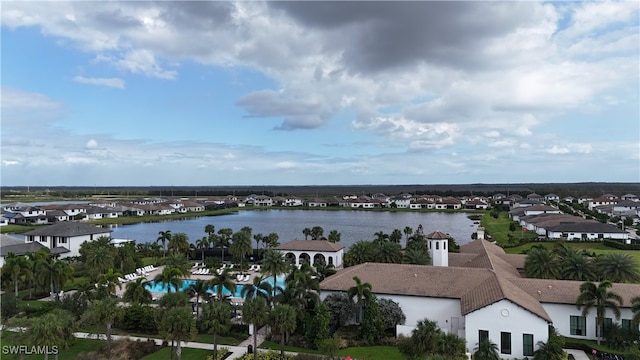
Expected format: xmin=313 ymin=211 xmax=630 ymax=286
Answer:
xmin=319 ymin=236 xmax=640 ymax=359
xmin=22 ymin=221 xmax=112 ymax=258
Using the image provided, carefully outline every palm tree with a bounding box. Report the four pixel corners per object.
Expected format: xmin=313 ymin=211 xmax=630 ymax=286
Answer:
xmin=265 ymin=232 xmax=280 ymax=248
xmin=205 ymin=224 xmax=216 ymax=239
xmin=347 ymin=276 xmax=372 ymax=323
xmin=159 ymin=306 xmax=196 ymax=360
xmin=186 ymin=279 xmax=210 ymax=318
xmin=372 ymin=241 xmax=403 ymax=263
xmin=403 ymin=244 xmax=430 ymax=265
xmin=344 ymin=240 xmax=374 ymax=266
xmin=28 ymin=309 xmax=76 ymax=360
xmin=157 ymin=230 xmax=172 ymax=260
xmin=2 ymin=253 xmax=31 ymax=297
xmin=202 ymin=301 xmax=232 ymax=360
xmin=196 ymin=237 xmax=209 ymax=263
xmin=436 ymin=332 xmax=466 ymax=359
xmin=164 ymin=253 xmax=192 ymax=276
xmin=123 ymin=278 xmax=152 ymax=305
xmin=216 ymin=228 xmax=233 ymax=263
xmin=241 ymin=275 xmax=272 ymax=302
xmin=243 ymin=297 xmax=269 ymax=360
xmin=631 ymin=296 xmax=640 ymax=327
xmin=82 ymin=297 xmax=122 ymax=359
xmin=389 ymin=229 xmax=403 ymax=243
xmin=576 ymin=280 xmax=624 ymax=342
xmin=96 ymin=268 xmax=123 ymax=297
xmin=474 ymin=338 xmax=500 ymax=360
xmin=261 ymin=249 xmax=289 ymax=300
xmin=84 ymin=243 xmax=115 ymax=281
xmin=373 ymin=231 xmax=389 ymax=243
xmin=253 ymin=233 xmax=264 ymax=259
xmin=594 ymin=253 xmax=640 ymax=283
xmin=230 ymin=230 xmax=252 ymax=271
xmin=403 ymin=226 xmax=413 ymax=242
xmin=328 ymin=230 xmax=341 ymax=243
xmin=310 ymin=226 xmax=324 ymax=240
xmin=154 ymin=266 xmax=184 ymax=293
xmin=398 ymin=319 xmax=442 ymax=359
xmin=270 ymin=304 xmax=297 ymax=359
xmin=560 ymin=251 xmax=595 ymax=281
xmin=209 ymin=268 xmax=236 ymax=301
xmin=168 ymin=232 xmax=190 ymax=259
xmin=524 ymin=245 xmax=559 ymax=279
xmin=533 ymin=326 xmax=565 ymax=360
xmin=302 ymin=227 xmax=312 ymax=240
xmin=36 ymin=254 xmax=74 ymax=299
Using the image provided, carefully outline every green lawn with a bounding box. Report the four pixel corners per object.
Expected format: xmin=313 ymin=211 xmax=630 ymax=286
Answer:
xmin=0 ymin=331 xmax=104 ymax=360
xmin=141 ymin=346 xmax=217 ymax=360
xmin=505 ymin=241 xmax=640 ymax=265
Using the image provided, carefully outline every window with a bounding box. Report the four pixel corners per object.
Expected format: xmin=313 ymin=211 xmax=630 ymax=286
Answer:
xmin=479 ymin=330 xmax=489 ymax=342
xmin=523 ymin=334 xmax=534 ymax=356
xmin=622 ymin=319 xmax=632 ymax=330
xmin=444 ymin=241 xmax=447 ymax=250
xmin=59 ymin=237 xmax=67 ymax=244
xmin=599 ymin=317 xmax=613 ymax=336
xmin=500 ymin=332 xmax=511 ymax=354
xmin=570 ymin=315 xmax=586 ymax=336
xmin=436 ymin=242 xmax=439 ymax=250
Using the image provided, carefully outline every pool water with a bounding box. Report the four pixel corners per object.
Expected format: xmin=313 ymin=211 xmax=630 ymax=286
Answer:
xmin=145 ymin=275 xmax=285 ymax=297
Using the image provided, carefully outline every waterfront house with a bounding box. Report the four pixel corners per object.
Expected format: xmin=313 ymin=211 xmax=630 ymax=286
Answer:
xmin=23 ymin=221 xmax=112 ymax=258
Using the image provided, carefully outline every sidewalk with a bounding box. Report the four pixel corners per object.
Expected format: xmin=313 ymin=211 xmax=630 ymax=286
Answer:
xmin=565 ymin=349 xmax=591 ymax=360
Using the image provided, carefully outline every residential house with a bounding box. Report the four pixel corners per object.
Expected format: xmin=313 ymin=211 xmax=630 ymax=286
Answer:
xmin=544 ymin=193 xmax=560 ymax=202
xmin=546 ymin=221 xmax=629 ymax=241
xmin=305 ymin=198 xmax=328 ymax=207
xmin=23 ymin=221 xmax=112 ymax=258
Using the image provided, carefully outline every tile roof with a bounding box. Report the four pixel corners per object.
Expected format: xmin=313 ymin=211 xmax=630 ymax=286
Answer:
xmin=275 ymin=239 xmax=344 ymax=252
xmin=426 ymin=231 xmax=450 ymax=239
xmin=1 ymin=242 xmax=47 ymax=256
xmin=23 ymin=221 xmax=111 ymax=237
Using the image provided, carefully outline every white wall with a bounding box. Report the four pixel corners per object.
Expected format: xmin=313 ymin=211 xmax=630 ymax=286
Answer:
xmin=376 ymin=294 xmax=462 ymax=336
xmin=465 ymin=300 xmax=549 ymax=359
xmin=543 ymin=303 xmax=637 ymax=340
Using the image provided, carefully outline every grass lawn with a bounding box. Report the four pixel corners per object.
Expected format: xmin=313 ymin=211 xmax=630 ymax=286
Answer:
xmin=0 ymin=331 xmax=104 ymax=360
xmin=141 ymin=346 xmax=218 ymax=360
xmin=337 ymin=346 xmax=404 ymax=360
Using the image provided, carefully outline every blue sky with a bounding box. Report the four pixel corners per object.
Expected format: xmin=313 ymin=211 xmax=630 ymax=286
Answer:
xmin=1 ymin=1 xmax=638 ymax=186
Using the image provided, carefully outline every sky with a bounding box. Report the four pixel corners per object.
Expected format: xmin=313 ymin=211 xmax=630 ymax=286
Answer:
xmin=1 ymin=1 xmax=639 ymax=187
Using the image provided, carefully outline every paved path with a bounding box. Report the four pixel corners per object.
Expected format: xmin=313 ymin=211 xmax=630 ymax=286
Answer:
xmin=565 ymin=349 xmax=591 ymax=360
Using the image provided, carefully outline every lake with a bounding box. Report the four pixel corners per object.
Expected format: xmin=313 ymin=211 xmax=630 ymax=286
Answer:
xmin=109 ymin=209 xmax=478 ymax=250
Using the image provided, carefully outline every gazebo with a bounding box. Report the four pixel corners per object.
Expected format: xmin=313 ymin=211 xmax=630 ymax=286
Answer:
xmin=275 ymin=239 xmax=344 ymax=268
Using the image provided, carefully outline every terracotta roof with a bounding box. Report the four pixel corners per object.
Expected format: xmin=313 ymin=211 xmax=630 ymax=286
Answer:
xmin=507 ymin=278 xmax=640 ymax=308
xmin=275 ymin=239 xmax=344 ymax=252
xmin=425 ymin=231 xmax=450 ymax=239
xmin=23 ymin=221 xmax=111 ymax=237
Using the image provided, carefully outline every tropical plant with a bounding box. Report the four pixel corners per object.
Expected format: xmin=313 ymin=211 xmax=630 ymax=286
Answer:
xmin=390 ymin=229 xmax=403 ymax=243
xmin=576 ymin=280 xmax=624 ymax=342
xmin=398 ymin=319 xmax=442 ymax=360
xmin=209 ymin=268 xmax=236 ymax=301
xmin=378 ymin=298 xmax=406 ymax=330
xmin=404 ymin=226 xmax=413 ymax=242
xmin=123 ymin=277 xmax=153 ymax=305
xmin=265 ymin=232 xmax=280 ymax=248
xmin=559 ymin=250 xmax=595 ymax=281
xmin=359 ymin=295 xmax=384 ymax=344
xmin=241 ymin=275 xmax=272 ymax=302
xmin=594 ymin=253 xmax=640 ymax=283
xmin=305 ymin=301 xmax=331 ymax=350
xmin=404 ymin=241 xmax=430 ymax=265
xmin=328 ymin=230 xmax=341 ymax=243
xmin=344 ymin=240 xmax=375 ymax=266
xmin=632 ymin=296 xmax=640 ymax=327
xmin=154 ymin=266 xmax=184 ymax=293
xmin=157 ymin=230 xmax=172 ymax=259
xmin=253 ymin=233 xmax=264 ymax=258
xmin=96 ymin=268 xmax=123 ymax=297
xmin=533 ymin=326 xmax=565 ymax=360
xmin=473 ymin=338 xmax=500 ymax=360
xmin=168 ymin=232 xmax=190 ymax=259
xmin=82 ymin=297 xmax=122 ymax=359
xmin=243 ymin=297 xmax=269 ymax=360
xmin=524 ymin=245 xmax=559 ymax=279
xmin=372 ymin=240 xmax=403 ymax=263
xmin=201 ymin=300 xmax=232 ymax=360
xmin=310 ymin=226 xmax=324 ymax=240
xmin=230 ymin=230 xmax=253 ymax=271
xmin=82 ymin=239 xmax=115 ymax=281
xmin=196 ymin=236 xmax=210 ymax=263
xmin=28 ymin=309 xmax=76 ymax=360
xmin=159 ymin=291 xmax=190 ymax=310
xmin=302 ymin=227 xmax=312 ymax=240
xmin=347 ymin=276 xmax=372 ymax=323
xmin=436 ymin=332 xmax=467 ymax=360
xmin=186 ymin=279 xmax=210 ymax=318
xmin=269 ymin=304 xmax=297 ymax=360
xmin=2 ymin=253 xmax=32 ymax=297
xmin=159 ymin=306 xmax=196 ymax=360
xmin=164 ymin=253 xmax=192 ymax=276
xmin=261 ymin=249 xmax=289 ymax=300
xmin=323 ymin=292 xmax=357 ymax=328
xmin=374 ymin=231 xmax=389 ymax=243
xmin=35 ymin=253 xmax=74 ymax=299
xmin=216 ymin=228 xmax=233 ymax=263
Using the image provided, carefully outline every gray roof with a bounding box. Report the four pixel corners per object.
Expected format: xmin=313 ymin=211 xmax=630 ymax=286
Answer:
xmin=23 ymin=221 xmax=111 ymax=237
xmin=547 ymin=221 xmax=627 ymax=233
xmin=1 ymin=242 xmax=47 ymax=256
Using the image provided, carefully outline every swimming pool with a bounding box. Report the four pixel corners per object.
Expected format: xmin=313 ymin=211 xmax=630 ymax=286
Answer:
xmin=145 ymin=275 xmax=285 ymax=297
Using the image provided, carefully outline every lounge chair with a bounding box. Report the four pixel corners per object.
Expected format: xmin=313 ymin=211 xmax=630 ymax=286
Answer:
xmin=192 ymin=263 xmax=199 ymax=269
xmin=118 ymin=277 xmax=128 ymax=283
xmin=248 ymin=264 xmax=256 ymax=271
xmin=243 ymin=274 xmax=250 ymax=282
xmin=236 ymin=274 xmax=243 ymax=282
xmin=254 ymin=265 xmax=261 ymax=272
xmin=228 ymin=264 xmax=234 ymax=269
xmin=202 ymin=268 xmax=210 ymax=275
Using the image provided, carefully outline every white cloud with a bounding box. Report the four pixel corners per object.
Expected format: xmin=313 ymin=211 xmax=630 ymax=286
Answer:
xmin=85 ymin=139 xmax=99 ymax=149
xmin=73 ymin=76 xmax=125 ymax=89
xmin=2 ymin=160 xmax=19 ymax=166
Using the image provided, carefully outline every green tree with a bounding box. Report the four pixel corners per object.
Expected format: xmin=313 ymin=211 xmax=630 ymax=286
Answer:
xmin=328 ymin=230 xmax=341 ymax=243
xmin=594 ymin=253 xmax=640 ymax=283
xmin=82 ymin=239 xmax=115 ymax=281
xmin=347 ymin=276 xmax=372 ymax=323
xmin=560 ymin=251 xmax=595 ymax=281
xmin=403 ymin=241 xmax=430 ymax=265
xmin=436 ymin=332 xmax=467 ymax=360
xmin=261 ymin=249 xmax=289 ymax=300
xmin=82 ymin=297 xmax=123 ymax=359
xmin=186 ymin=279 xmax=210 ymax=319
xmin=28 ymin=309 xmax=76 ymax=360
xmin=473 ymin=338 xmax=500 ymax=360
xmin=159 ymin=306 xmax=196 ymax=360
xmin=305 ymin=301 xmax=331 ymax=349
xmin=157 ymin=230 xmax=172 ymax=260
xmin=576 ymin=280 xmax=624 ymax=342
xmin=374 ymin=231 xmax=389 ymax=243
xmin=253 ymin=233 xmax=264 ymax=258
xmin=524 ymin=246 xmax=559 ymax=279
xmin=216 ymin=228 xmax=233 ymax=263
xmin=344 ymin=240 xmax=374 ymax=266
xmin=154 ymin=266 xmax=184 ymax=293
xmin=390 ymin=229 xmax=403 ymax=243
xmin=2 ymin=253 xmax=32 ymax=297
xmin=302 ymin=227 xmax=311 ymax=240
xmin=241 ymin=275 xmax=273 ymax=303
xmin=359 ymin=295 xmax=384 ymax=344
xmin=36 ymin=253 xmax=74 ymax=299
xmin=164 ymin=253 xmax=192 ymax=276
xmin=169 ymin=232 xmax=190 ymax=259
xmin=632 ymin=296 xmax=640 ymax=327
xmin=372 ymin=241 xmax=403 ymax=263
xmin=123 ymin=277 xmax=153 ymax=305
xmin=230 ymin=230 xmax=252 ymax=271
xmin=265 ymin=232 xmax=280 ymax=248
xmin=533 ymin=326 xmax=565 ymax=360
xmin=209 ymin=268 xmax=236 ymax=301
xmin=159 ymin=291 xmax=190 ymax=310
xmin=96 ymin=268 xmax=123 ymax=297
xmin=399 ymin=319 xmax=442 ymax=360
xmin=378 ymin=298 xmax=406 ymax=330
xmin=270 ymin=304 xmax=297 ymax=359
xmin=202 ymin=301 xmax=232 ymax=360
xmin=403 ymin=226 xmax=413 ymax=242
xmin=243 ymin=297 xmax=269 ymax=360
xmin=196 ymin=236 xmax=210 ymax=263
xmin=311 ymin=226 xmax=324 ymax=240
